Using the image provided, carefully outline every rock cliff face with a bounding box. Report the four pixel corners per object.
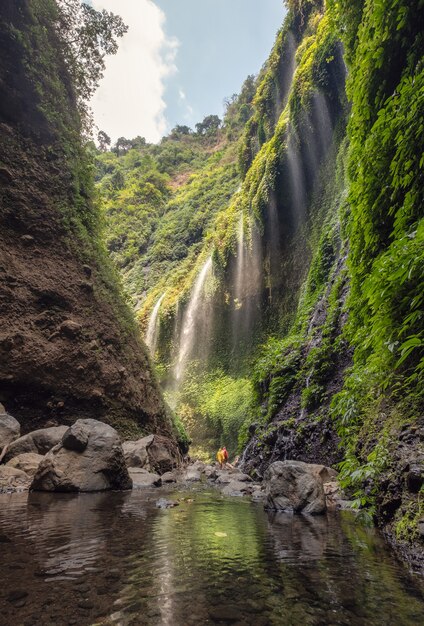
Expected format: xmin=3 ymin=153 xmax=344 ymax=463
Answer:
xmin=0 ymin=1 xmax=173 ymax=439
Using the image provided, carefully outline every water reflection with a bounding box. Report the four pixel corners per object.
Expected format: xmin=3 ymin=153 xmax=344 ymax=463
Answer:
xmin=0 ymin=489 xmax=423 ymax=625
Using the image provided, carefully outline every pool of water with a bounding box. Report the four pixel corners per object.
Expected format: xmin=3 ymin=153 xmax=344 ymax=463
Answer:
xmin=1 ymin=487 xmax=424 ymax=625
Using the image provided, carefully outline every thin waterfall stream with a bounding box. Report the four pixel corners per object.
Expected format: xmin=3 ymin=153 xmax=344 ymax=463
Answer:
xmin=145 ymin=293 xmax=166 ymax=354
xmin=174 ymin=256 xmax=212 ymax=383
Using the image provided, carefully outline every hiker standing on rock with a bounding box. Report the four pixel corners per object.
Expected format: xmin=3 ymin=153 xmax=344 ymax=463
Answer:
xmin=216 ymin=446 xmax=229 ymax=469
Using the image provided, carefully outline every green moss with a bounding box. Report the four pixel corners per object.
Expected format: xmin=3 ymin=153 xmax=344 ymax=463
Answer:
xmin=395 ymin=496 xmax=424 ymax=542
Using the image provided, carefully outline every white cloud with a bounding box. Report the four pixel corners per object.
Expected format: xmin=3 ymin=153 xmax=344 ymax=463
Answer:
xmin=91 ymin=0 xmax=178 ymax=143
xmin=178 ymin=87 xmax=194 ymax=121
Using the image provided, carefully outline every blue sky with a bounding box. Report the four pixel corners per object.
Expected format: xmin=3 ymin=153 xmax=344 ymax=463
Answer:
xmin=155 ymin=0 xmax=285 ymax=131
xmin=91 ymin=0 xmax=285 ymax=142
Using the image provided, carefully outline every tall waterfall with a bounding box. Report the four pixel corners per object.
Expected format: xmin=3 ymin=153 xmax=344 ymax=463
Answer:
xmin=145 ymin=293 xmax=165 ymax=354
xmin=175 ymin=256 xmax=212 ymax=382
xmin=233 ymin=214 xmax=245 ymax=309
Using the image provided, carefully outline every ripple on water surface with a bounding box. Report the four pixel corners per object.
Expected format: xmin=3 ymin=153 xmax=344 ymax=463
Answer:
xmin=0 ymin=488 xmax=424 ymax=625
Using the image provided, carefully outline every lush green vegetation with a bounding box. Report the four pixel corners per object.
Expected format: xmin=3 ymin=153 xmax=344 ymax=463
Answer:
xmin=96 ymin=0 xmax=423 ymax=542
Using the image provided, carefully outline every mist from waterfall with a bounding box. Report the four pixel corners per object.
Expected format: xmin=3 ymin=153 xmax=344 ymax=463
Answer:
xmin=174 ymin=256 xmax=213 ymax=382
xmin=145 ymin=293 xmax=165 ymax=354
xmin=231 ymin=214 xmax=263 ymax=353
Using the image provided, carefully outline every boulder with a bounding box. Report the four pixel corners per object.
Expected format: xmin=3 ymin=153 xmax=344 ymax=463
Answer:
xmin=0 ymin=406 xmax=20 ymax=457
xmin=147 ymin=435 xmax=179 ymax=474
xmin=123 ymin=435 xmax=153 ymax=469
xmin=123 ymin=434 xmax=179 ymax=474
xmin=216 ymin=471 xmax=251 ymax=485
xmin=6 ymin=453 xmax=44 ymax=477
xmin=161 ymin=471 xmax=177 ymax=483
xmin=31 ymin=419 xmax=132 ymax=492
xmin=182 ymin=468 xmax=202 ymax=482
xmin=62 ymin=421 xmax=89 ymax=452
xmin=204 ymin=466 xmax=218 ymax=481
xmin=221 ymin=480 xmax=253 ymax=497
xmin=129 ymin=467 xmax=161 ymax=488
xmin=264 ymin=460 xmax=327 ymax=515
xmin=3 ymin=426 xmax=67 ymax=462
xmin=0 ymin=466 xmax=31 ymax=491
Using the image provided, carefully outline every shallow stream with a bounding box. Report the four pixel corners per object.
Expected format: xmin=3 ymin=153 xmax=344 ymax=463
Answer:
xmin=1 ymin=487 xmax=424 ymax=625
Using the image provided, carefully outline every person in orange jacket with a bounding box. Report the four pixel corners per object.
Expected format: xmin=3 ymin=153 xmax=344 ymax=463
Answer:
xmin=216 ymin=446 xmax=229 ymax=469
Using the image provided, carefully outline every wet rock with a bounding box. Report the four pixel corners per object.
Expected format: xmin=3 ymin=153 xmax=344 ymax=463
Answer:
xmin=215 ymin=472 xmax=233 ymax=485
xmin=161 ymin=471 xmax=177 ymax=483
xmin=221 ymin=480 xmax=253 ymax=497
xmin=264 ymin=460 xmax=327 ymax=514
xmin=182 ymin=468 xmax=202 ymax=482
xmin=123 ymin=435 xmax=153 ymax=469
xmin=129 ymin=467 xmax=161 ymax=488
xmin=31 ymin=419 xmax=132 ymax=492
xmin=3 ymin=425 xmax=67 ymax=462
xmin=147 ymin=435 xmax=179 ymax=474
xmin=205 ymin=466 xmax=218 ymax=480
xmin=191 ymin=460 xmax=206 ymax=472
xmin=0 ymin=406 xmax=20 ymax=455
xmin=217 ymin=471 xmax=251 ymax=484
xmin=6 ymin=452 xmax=44 ymax=477
xmin=0 ymin=466 xmax=31 ymax=491
xmin=156 ymin=498 xmax=179 ymax=509
xmin=123 ymin=434 xmax=179 ymax=474
xmin=62 ymin=422 xmax=90 ymax=452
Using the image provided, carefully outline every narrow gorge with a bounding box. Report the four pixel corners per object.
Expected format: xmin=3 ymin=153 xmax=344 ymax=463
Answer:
xmin=0 ymin=0 xmax=423 ymax=624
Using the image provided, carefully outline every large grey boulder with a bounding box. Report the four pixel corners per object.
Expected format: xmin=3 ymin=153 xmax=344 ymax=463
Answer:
xmin=264 ymin=460 xmax=327 ymax=515
xmin=6 ymin=453 xmax=44 ymax=477
xmin=3 ymin=426 xmax=67 ymax=462
xmin=0 ymin=405 xmax=20 ymax=459
xmin=123 ymin=434 xmax=178 ymax=475
xmin=31 ymin=419 xmax=132 ymax=492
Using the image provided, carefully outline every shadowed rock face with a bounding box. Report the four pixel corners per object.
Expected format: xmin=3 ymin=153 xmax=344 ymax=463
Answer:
xmin=31 ymin=419 xmax=132 ymax=492
xmin=0 ymin=1 xmax=172 ymax=441
xmin=264 ymin=460 xmax=327 ymax=515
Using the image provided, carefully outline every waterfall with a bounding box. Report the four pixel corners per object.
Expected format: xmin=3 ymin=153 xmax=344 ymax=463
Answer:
xmin=175 ymin=256 xmax=213 ymax=382
xmin=234 ymin=214 xmax=245 ymax=310
xmin=145 ymin=293 xmax=165 ymax=354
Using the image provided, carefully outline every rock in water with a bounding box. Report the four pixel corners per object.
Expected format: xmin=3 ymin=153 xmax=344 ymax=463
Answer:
xmin=3 ymin=426 xmax=67 ymax=462
xmin=0 ymin=406 xmax=20 ymax=454
xmin=128 ymin=467 xmax=161 ymax=488
xmin=6 ymin=453 xmax=44 ymax=477
xmin=31 ymin=419 xmax=132 ymax=492
xmin=156 ymin=498 xmax=179 ymax=509
xmin=0 ymin=466 xmax=31 ymax=492
xmin=264 ymin=460 xmax=327 ymax=514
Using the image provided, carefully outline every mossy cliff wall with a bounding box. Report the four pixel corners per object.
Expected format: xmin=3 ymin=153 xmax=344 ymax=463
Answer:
xmin=0 ymin=0 xmax=174 ymax=440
